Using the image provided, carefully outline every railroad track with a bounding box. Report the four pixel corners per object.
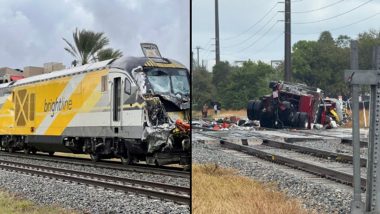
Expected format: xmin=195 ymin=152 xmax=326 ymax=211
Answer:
xmin=195 ymin=129 xmax=367 ymax=166
xmin=0 ymin=151 xmax=189 ymax=178
xmin=0 ymin=159 xmax=190 ymax=205
xmin=195 ymin=130 xmax=367 ymax=189
xmin=261 ymin=139 xmax=367 ymax=167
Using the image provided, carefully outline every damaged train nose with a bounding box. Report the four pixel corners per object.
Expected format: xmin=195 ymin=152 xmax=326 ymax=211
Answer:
xmin=143 ymin=97 xmax=190 ymax=166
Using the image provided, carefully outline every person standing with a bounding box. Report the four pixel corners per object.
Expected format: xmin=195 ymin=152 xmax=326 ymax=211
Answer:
xmin=214 ymin=103 xmax=218 ymax=115
xmin=202 ymin=104 xmax=208 ymax=118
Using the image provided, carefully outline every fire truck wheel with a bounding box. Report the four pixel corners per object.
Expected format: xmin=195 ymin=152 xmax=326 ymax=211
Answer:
xmin=291 ymin=112 xmax=300 ymax=126
xmin=260 ymin=112 xmax=273 ymax=128
xmin=247 ymin=100 xmax=262 ymax=120
xmin=253 ymin=101 xmax=262 ymax=120
xmin=247 ymin=100 xmax=255 ymax=120
xmin=298 ymin=112 xmax=308 ymax=128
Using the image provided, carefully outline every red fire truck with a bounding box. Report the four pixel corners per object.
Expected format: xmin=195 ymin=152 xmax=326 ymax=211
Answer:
xmin=247 ymin=81 xmax=323 ymax=129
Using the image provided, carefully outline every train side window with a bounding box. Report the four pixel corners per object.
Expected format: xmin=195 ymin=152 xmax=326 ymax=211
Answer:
xmin=101 ymin=75 xmax=107 ymax=92
xmin=113 ymin=77 xmax=121 ymax=121
xmin=125 ymin=78 xmax=131 ymax=95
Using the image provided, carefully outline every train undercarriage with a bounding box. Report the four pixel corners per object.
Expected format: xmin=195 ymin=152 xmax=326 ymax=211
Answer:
xmin=0 ymin=130 xmax=190 ymax=166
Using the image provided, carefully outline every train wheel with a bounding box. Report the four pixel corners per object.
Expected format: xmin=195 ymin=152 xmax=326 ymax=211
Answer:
xmin=24 ymin=148 xmax=30 ymax=154
xmin=90 ymin=153 xmax=100 ymax=162
xmin=48 ymin=152 xmax=55 ymax=156
xmin=31 ymin=149 xmax=37 ymax=155
xmin=121 ymin=156 xmax=133 ymax=165
xmin=121 ymin=149 xmax=135 ymax=165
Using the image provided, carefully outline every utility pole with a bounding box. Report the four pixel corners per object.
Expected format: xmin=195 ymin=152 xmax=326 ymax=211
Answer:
xmin=284 ymin=0 xmax=291 ymax=81
xmin=191 ymin=51 xmax=194 ymax=69
xmin=195 ymin=46 xmax=201 ymax=68
xmin=215 ymin=0 xmax=220 ymax=64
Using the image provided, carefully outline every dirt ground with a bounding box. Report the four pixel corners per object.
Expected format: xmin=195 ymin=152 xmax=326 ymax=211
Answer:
xmin=192 ymin=109 xmax=246 ymax=120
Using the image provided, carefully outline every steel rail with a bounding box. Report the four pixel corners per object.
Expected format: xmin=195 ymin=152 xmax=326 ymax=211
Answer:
xmin=0 ymin=151 xmax=189 ymax=178
xmin=220 ymin=139 xmax=367 ymax=189
xmin=0 ymin=160 xmax=190 ymax=205
xmin=261 ymin=139 xmax=367 ymax=167
xmin=0 ymin=159 xmax=189 ymax=194
xmin=195 ymin=130 xmax=367 ymax=166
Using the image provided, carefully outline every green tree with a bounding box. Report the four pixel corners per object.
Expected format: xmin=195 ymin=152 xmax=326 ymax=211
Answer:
xmin=97 ymin=48 xmax=123 ymax=61
xmin=212 ymin=61 xmax=233 ymax=89
xmin=292 ymin=31 xmax=350 ymax=97
xmin=63 ymin=28 xmax=110 ymax=65
xmin=192 ymin=67 xmax=215 ymax=110
xmin=335 ymin=35 xmax=351 ymax=48
xmin=358 ymin=29 xmax=380 ymax=69
xmin=220 ymin=61 xmax=276 ymax=109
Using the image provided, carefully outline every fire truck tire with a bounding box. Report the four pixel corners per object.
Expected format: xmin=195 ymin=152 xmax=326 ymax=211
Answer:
xmin=247 ymin=100 xmax=255 ymax=120
xmin=298 ymin=112 xmax=308 ymax=128
xmin=291 ymin=112 xmax=300 ymax=126
xmin=260 ymin=112 xmax=273 ymax=128
xmin=253 ymin=101 xmax=262 ymax=120
xmin=247 ymin=100 xmax=262 ymax=120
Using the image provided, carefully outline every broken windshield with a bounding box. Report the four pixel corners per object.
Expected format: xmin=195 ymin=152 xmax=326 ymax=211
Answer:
xmin=146 ymin=68 xmax=189 ymax=96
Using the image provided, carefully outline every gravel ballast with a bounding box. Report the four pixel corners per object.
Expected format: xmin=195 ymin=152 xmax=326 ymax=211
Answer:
xmin=0 ymin=169 xmax=189 ymax=213
xmin=192 ymin=139 xmax=353 ymax=214
xmin=0 ymin=154 xmax=190 ymax=213
xmin=0 ymin=155 xmax=189 ymax=187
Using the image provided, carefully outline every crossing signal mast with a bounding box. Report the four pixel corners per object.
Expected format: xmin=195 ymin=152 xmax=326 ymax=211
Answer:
xmin=346 ymin=42 xmax=380 ymax=213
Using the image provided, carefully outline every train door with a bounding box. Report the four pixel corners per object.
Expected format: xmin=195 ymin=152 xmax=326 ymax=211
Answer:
xmin=109 ymin=70 xmax=133 ymax=134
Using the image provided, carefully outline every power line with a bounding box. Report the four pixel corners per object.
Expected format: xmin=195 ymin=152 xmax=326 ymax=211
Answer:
xmin=253 ymin=32 xmax=284 ymax=57
xmin=238 ymin=21 xmax=280 ymax=52
xmin=292 ymin=12 xmax=380 ymax=35
xmin=222 ymin=2 xmax=279 ymax=41
xmin=294 ymin=0 xmax=373 ymax=24
xmin=222 ymin=12 xmax=279 ymax=49
xmin=329 ymin=12 xmax=380 ymax=31
xmin=293 ymin=0 xmax=345 ymax=14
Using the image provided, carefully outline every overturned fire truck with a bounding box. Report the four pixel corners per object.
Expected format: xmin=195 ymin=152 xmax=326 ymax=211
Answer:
xmin=247 ymin=81 xmax=344 ymax=129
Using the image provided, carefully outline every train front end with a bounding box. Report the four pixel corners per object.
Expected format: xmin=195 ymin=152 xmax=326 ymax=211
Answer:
xmin=126 ymin=43 xmax=190 ymax=166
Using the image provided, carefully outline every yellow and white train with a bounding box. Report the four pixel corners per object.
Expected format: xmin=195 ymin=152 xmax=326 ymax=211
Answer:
xmin=0 ymin=44 xmax=190 ymax=166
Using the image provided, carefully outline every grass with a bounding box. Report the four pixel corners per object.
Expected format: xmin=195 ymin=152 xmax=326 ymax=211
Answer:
xmin=192 ymin=164 xmax=312 ymax=214
xmin=0 ymin=190 xmax=77 ymax=214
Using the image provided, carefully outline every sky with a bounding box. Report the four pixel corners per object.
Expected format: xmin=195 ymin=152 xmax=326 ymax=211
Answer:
xmin=0 ymin=0 xmax=190 ymax=69
xmin=192 ymin=0 xmax=380 ymax=69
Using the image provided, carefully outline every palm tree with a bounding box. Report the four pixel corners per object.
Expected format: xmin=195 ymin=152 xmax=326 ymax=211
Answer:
xmin=63 ymin=28 xmax=109 ymax=65
xmin=97 ymin=48 xmax=123 ymax=61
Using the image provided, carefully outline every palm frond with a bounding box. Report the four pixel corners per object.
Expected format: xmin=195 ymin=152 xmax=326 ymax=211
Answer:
xmin=63 ymin=28 xmax=116 ymax=65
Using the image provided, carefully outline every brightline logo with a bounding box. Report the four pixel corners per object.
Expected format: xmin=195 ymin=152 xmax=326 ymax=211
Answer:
xmin=44 ymin=97 xmax=72 ymax=117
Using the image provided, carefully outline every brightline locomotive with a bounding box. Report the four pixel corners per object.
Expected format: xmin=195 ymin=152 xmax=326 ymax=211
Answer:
xmin=0 ymin=43 xmax=190 ymax=166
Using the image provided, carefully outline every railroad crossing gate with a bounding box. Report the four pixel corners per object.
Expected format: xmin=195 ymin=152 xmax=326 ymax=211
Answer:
xmin=345 ymin=42 xmax=380 ymax=214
